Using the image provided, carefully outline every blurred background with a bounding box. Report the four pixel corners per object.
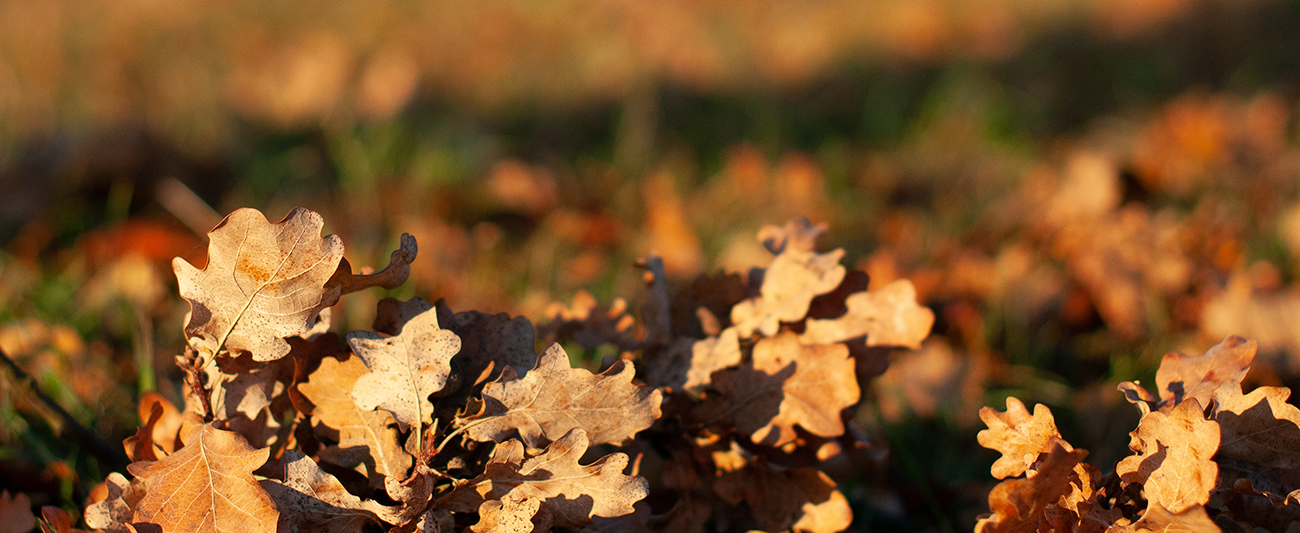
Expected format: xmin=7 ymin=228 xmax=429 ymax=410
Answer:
xmin=4 ymin=0 xmax=1300 ymax=530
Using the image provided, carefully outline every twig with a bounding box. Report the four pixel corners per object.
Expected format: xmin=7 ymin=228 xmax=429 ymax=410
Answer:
xmin=0 ymin=345 xmax=128 ymax=472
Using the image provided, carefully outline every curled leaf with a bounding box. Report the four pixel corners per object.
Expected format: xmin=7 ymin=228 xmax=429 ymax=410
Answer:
xmin=1155 ymin=335 xmax=1255 ymax=408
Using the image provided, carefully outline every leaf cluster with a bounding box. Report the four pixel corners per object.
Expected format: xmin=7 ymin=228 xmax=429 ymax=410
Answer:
xmin=73 ymin=208 xmax=934 ymax=533
xmin=976 ymin=335 xmax=1300 ymax=532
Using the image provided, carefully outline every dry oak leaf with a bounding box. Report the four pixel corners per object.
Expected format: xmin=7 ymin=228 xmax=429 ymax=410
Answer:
xmin=348 ymin=307 xmax=461 ymax=434
xmin=329 ymin=232 xmax=418 ymax=295
xmin=439 ymin=301 xmax=539 ymax=388
xmin=1213 ymin=382 xmax=1300 ymax=470
xmin=297 ymin=355 xmax=412 ymax=488
xmin=1105 ymin=504 xmax=1219 ymax=533
xmin=1115 ymin=398 xmax=1219 ymax=514
xmin=1155 ymin=335 xmax=1255 ymax=408
xmin=138 ymin=392 xmax=181 ymax=454
xmin=470 ymin=498 xmax=546 ymax=533
xmin=84 ymin=472 xmax=146 ymax=533
xmin=736 ymin=466 xmax=853 ymax=533
xmin=124 ymin=402 xmax=165 ymax=462
xmin=0 ymin=491 xmax=35 ymax=533
xmin=800 ymin=279 xmax=935 ymax=349
xmin=731 ymin=219 xmax=847 ymax=338
xmin=259 ymin=450 xmax=386 ymax=533
xmin=462 ymin=343 xmax=663 ymax=448
xmin=443 ymin=429 xmax=648 ymax=529
xmin=40 ymin=506 xmax=90 ymax=533
xmin=975 ymin=442 xmax=1088 ymax=533
xmin=978 ymin=397 xmax=1067 ymax=480
xmin=126 ymin=421 xmax=278 ymax=533
xmin=174 ymin=207 xmax=345 ymax=361
xmin=684 ymin=327 xmax=742 ymax=390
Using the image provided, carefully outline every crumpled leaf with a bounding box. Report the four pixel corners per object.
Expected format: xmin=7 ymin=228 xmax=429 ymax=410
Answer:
xmin=462 ymin=343 xmax=662 ymax=447
xmin=259 ymin=450 xmax=386 ymax=533
xmin=443 ymin=429 xmax=647 ymax=529
xmin=698 ymin=332 xmax=859 ymax=447
xmin=0 ymin=491 xmax=35 ymax=533
xmin=297 ymin=354 xmax=412 ymax=488
xmin=83 ymin=473 xmax=145 ymax=533
xmin=800 ymin=279 xmax=935 ymax=349
xmin=348 ymin=307 xmax=461 ymax=435
xmin=1155 ymin=335 xmax=1255 ymax=408
xmin=214 ymin=364 xmax=285 ymax=448
xmin=173 ymin=207 xmax=346 ymax=361
xmin=1115 ymin=398 xmax=1219 ymax=514
xmin=437 ymin=300 xmax=539 ymax=389
xmin=977 ymin=397 xmax=1066 ymax=479
xmin=975 ymin=442 xmax=1088 ymax=533
xmin=730 ymin=219 xmax=846 ymax=338
xmin=127 ymin=421 xmax=278 ymax=533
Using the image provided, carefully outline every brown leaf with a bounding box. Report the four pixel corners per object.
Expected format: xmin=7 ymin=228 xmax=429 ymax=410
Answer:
xmin=137 ymin=392 xmax=181 ymax=454
xmin=0 ymin=491 xmax=35 ymax=533
xmin=683 ymin=328 xmax=742 ymax=390
xmin=975 ymin=443 xmax=1088 ymax=533
xmin=83 ymin=473 xmax=145 ymax=533
xmin=800 ymin=279 xmax=935 ymax=349
xmin=297 ymin=354 xmax=412 ymax=488
xmin=124 ymin=402 xmax=164 ymax=462
xmin=127 ymin=421 xmax=278 ymax=533
xmin=173 ymin=207 xmax=346 ymax=361
xmin=730 ymin=219 xmax=846 ymax=338
xmin=348 ymin=307 xmax=460 ymax=437
xmin=329 ymin=233 xmax=418 ymax=294
xmin=444 ymin=429 xmax=648 ymax=529
xmin=39 ymin=506 xmax=88 ymax=533
xmin=470 ymin=498 xmax=545 ymax=533
xmin=746 ymin=467 xmax=852 ymax=533
xmin=977 ymin=397 xmax=1067 ymax=479
xmin=439 ymin=301 xmax=539 ymax=390
xmin=540 ymin=291 xmax=638 ymax=350
xmin=1115 ymin=398 xmax=1219 ymax=513
xmin=1155 ymin=336 xmax=1255 ymax=408
xmin=1106 ymin=504 xmax=1220 ymax=533
xmin=1213 ymin=382 xmax=1300 ymax=470
xmin=214 ymin=364 xmax=285 ymax=448
xmin=259 ymin=450 xmax=385 ymax=532
xmin=462 ymin=344 xmax=663 ymax=447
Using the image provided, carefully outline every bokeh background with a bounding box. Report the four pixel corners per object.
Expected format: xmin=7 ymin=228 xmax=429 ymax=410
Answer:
xmin=4 ymin=0 xmax=1300 ymax=530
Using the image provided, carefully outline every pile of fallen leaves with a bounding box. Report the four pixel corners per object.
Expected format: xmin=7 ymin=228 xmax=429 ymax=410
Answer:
xmin=12 ymin=207 xmax=934 ymax=532
xmin=975 ymin=335 xmax=1300 ymax=532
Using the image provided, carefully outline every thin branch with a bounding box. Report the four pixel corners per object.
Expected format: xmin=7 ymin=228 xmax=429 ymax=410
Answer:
xmin=0 ymin=345 xmax=128 ymax=472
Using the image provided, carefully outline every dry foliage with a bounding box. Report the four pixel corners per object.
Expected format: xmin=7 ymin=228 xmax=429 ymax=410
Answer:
xmin=975 ymin=335 xmax=1300 ymax=532
xmin=65 ymin=208 xmax=934 ymax=532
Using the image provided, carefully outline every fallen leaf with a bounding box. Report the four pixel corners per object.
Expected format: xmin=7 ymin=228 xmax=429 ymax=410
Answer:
xmin=123 ymin=402 xmax=164 ymax=462
xmin=444 ymin=429 xmax=647 ymax=529
xmin=462 ymin=343 xmax=663 ymax=447
xmin=1155 ymin=335 xmax=1255 ymax=408
xmin=137 ymin=392 xmax=181 ymax=454
xmin=1106 ymin=504 xmax=1219 ymax=533
xmin=975 ymin=443 xmax=1088 ymax=533
xmin=348 ymin=307 xmax=460 ymax=438
xmin=684 ymin=328 xmax=742 ymax=390
xmin=1115 ymin=399 xmax=1218 ymax=513
xmin=439 ymin=302 xmax=539 ymax=390
xmin=39 ymin=506 xmax=88 ymax=533
xmin=730 ymin=219 xmax=846 ymax=338
xmin=259 ymin=450 xmax=385 ymax=532
xmin=83 ymin=473 xmax=145 ymax=533
xmin=0 ymin=491 xmax=35 ymax=533
xmin=329 ymin=233 xmax=418 ymax=294
xmin=746 ymin=466 xmax=852 ymax=533
xmin=470 ymin=498 xmax=544 ymax=533
xmin=127 ymin=421 xmax=278 ymax=533
xmin=801 ymin=279 xmax=935 ymax=349
xmin=297 ymin=355 xmax=412 ymax=488
xmin=173 ymin=207 xmax=346 ymax=361
xmin=977 ymin=397 xmax=1067 ymax=479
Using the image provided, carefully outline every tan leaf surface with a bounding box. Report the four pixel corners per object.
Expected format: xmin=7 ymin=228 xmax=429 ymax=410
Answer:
xmin=1213 ymin=382 xmax=1300 ymax=470
xmin=127 ymin=421 xmax=278 ymax=533
xmin=0 ymin=491 xmax=35 ymax=533
xmin=975 ymin=443 xmax=1088 ymax=533
xmin=440 ymin=302 xmax=539 ymax=388
xmin=138 ymin=392 xmax=181 ymax=454
xmin=1105 ymin=504 xmax=1219 ymax=533
xmin=977 ymin=397 xmax=1066 ymax=479
xmin=443 ymin=429 xmax=648 ymax=529
xmin=213 ymin=364 xmax=284 ymax=448
xmin=470 ymin=498 xmax=544 ymax=533
xmin=801 ymin=279 xmax=935 ymax=348
xmin=83 ymin=473 xmax=145 ymax=533
xmin=463 ymin=343 xmax=663 ymax=447
xmin=684 ymin=327 xmax=742 ymax=390
xmin=124 ymin=402 xmax=164 ymax=462
xmin=746 ymin=467 xmax=852 ymax=533
xmin=1155 ymin=335 xmax=1255 ymax=407
xmin=173 ymin=207 xmax=345 ymax=361
xmin=348 ymin=307 xmax=460 ymax=434
xmin=1115 ymin=399 xmax=1219 ymax=514
xmin=750 ymin=333 xmax=859 ymax=446
xmin=259 ymin=450 xmax=385 ymax=533
xmin=730 ymin=219 xmax=846 ymax=338
xmin=329 ymin=233 xmax=418 ymax=294
xmin=297 ymin=355 xmax=412 ymax=488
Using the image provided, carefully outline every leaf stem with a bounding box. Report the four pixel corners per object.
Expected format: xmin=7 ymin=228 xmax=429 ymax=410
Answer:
xmin=434 ymin=417 xmax=493 ymax=456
